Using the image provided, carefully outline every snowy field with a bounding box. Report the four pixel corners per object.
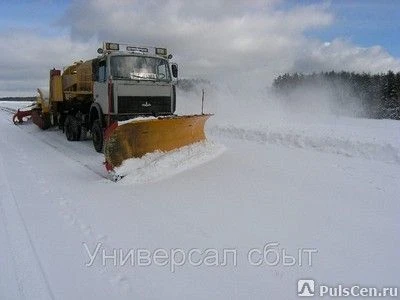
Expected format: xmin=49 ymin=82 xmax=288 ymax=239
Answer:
xmin=0 ymin=100 xmax=399 ymax=299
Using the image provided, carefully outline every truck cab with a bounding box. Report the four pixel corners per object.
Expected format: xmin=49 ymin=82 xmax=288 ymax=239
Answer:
xmin=90 ymin=42 xmax=178 ymax=124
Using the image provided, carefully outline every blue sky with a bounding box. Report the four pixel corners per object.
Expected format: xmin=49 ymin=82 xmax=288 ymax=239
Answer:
xmin=302 ymin=0 xmax=400 ymax=58
xmin=0 ymin=0 xmax=69 ymax=36
xmin=0 ymin=0 xmax=399 ymax=96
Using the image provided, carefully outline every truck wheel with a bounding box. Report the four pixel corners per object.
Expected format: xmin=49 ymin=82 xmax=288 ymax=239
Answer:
xmin=58 ymin=113 xmax=65 ymax=130
xmin=92 ymin=120 xmax=103 ymax=152
xmin=65 ymin=115 xmax=81 ymax=141
xmin=80 ymin=126 xmax=88 ymax=141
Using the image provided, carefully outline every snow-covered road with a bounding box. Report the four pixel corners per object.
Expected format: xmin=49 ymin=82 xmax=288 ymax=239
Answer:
xmin=0 ymin=104 xmax=399 ymax=299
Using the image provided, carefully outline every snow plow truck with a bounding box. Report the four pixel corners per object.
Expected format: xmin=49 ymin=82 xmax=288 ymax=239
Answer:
xmin=13 ymin=42 xmax=211 ymax=171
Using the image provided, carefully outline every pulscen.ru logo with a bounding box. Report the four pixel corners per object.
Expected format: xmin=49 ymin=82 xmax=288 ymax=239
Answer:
xmin=297 ymin=279 xmax=398 ymax=298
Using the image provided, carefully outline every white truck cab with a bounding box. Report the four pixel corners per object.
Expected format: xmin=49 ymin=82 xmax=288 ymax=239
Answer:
xmin=91 ymin=42 xmax=178 ymax=123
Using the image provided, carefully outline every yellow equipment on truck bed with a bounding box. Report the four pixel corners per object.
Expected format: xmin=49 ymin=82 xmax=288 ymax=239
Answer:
xmin=13 ymin=42 xmax=212 ymax=171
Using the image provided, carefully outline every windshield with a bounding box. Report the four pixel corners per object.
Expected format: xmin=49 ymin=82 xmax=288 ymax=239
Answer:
xmin=110 ymin=56 xmax=171 ymax=81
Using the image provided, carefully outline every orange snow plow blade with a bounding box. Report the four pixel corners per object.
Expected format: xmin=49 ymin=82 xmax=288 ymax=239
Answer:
xmin=104 ymin=114 xmax=212 ymax=169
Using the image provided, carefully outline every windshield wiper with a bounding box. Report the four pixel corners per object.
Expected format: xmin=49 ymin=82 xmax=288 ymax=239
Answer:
xmin=112 ymin=75 xmax=153 ymax=81
xmin=131 ymin=74 xmax=150 ymax=80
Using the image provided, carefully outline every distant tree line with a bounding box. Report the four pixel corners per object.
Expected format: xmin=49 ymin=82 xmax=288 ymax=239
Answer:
xmin=0 ymin=96 xmax=36 ymax=102
xmin=273 ymin=71 xmax=400 ymax=120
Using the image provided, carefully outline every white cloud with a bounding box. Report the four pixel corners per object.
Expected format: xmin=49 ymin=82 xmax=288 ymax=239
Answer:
xmin=294 ymin=38 xmax=400 ymax=73
xmin=0 ymin=30 xmax=97 ymax=96
xmin=1 ymin=0 xmax=399 ymax=96
xmin=59 ymin=0 xmax=335 ymax=81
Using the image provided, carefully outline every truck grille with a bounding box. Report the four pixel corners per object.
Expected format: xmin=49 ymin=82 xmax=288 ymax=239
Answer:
xmin=117 ymin=96 xmax=172 ymax=114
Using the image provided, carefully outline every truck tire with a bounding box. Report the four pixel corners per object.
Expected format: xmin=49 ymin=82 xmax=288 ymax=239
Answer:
xmin=80 ymin=126 xmax=88 ymax=141
xmin=65 ymin=115 xmax=81 ymax=141
xmin=92 ymin=119 xmax=103 ymax=153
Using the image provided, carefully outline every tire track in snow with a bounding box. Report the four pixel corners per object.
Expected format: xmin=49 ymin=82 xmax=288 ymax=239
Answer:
xmin=0 ymin=109 xmax=108 ymax=180
xmin=37 ymin=137 xmax=108 ymax=179
xmin=0 ymin=106 xmax=16 ymax=114
xmin=0 ymin=179 xmax=24 ymax=299
xmin=0 ymin=147 xmax=55 ymax=300
xmin=57 ymin=196 xmax=133 ymax=296
xmin=0 ymin=111 xmax=133 ymax=297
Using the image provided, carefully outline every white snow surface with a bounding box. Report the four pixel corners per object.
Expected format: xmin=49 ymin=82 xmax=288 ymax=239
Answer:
xmin=0 ymin=100 xmax=399 ymax=299
xmin=116 ymin=141 xmax=226 ymax=184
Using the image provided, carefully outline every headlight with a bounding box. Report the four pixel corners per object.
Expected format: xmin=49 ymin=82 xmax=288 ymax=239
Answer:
xmin=105 ymin=43 xmax=119 ymax=51
xmin=155 ymin=48 xmax=167 ymax=56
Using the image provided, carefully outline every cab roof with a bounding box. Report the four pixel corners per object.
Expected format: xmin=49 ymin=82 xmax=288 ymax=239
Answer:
xmin=98 ymin=42 xmax=171 ymax=59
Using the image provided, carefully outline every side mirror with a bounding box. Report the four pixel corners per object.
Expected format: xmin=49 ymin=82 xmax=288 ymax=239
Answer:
xmin=171 ymin=63 xmax=178 ymax=78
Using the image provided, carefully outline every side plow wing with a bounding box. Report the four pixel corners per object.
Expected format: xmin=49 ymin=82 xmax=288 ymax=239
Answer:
xmin=104 ymin=114 xmax=212 ymax=170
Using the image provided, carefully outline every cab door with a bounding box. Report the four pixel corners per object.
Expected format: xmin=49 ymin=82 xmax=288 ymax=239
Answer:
xmin=93 ymin=59 xmax=108 ymax=114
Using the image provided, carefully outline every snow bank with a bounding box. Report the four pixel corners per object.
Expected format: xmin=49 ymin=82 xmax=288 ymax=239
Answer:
xmin=209 ymin=118 xmax=400 ymax=164
xmin=0 ymin=101 xmax=34 ymax=112
xmin=115 ymin=141 xmax=225 ymax=184
xmin=118 ymin=116 xmax=157 ymax=125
